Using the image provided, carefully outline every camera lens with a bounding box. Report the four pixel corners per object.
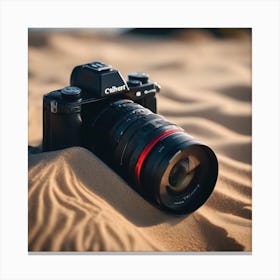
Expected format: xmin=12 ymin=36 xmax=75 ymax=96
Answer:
xmin=90 ymin=99 xmax=218 ymax=214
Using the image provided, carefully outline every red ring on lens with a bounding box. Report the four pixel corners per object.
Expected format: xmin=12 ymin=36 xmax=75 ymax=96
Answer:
xmin=135 ymin=128 xmax=184 ymax=187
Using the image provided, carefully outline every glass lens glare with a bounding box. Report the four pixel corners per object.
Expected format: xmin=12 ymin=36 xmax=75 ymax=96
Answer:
xmin=169 ymin=156 xmax=200 ymax=192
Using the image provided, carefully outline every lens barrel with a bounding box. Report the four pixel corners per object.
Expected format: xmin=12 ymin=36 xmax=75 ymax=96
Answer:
xmin=89 ymin=99 xmax=218 ymax=214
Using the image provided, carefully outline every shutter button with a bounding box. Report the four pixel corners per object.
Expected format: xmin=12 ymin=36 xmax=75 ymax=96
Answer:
xmin=128 ymin=73 xmax=149 ymax=84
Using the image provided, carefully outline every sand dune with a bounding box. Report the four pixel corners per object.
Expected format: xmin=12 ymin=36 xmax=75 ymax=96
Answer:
xmin=29 ymin=148 xmax=162 ymax=251
xmin=28 ymin=29 xmax=251 ymax=251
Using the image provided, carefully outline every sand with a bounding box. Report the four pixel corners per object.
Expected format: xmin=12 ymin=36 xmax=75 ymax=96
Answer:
xmin=28 ymin=29 xmax=252 ymax=251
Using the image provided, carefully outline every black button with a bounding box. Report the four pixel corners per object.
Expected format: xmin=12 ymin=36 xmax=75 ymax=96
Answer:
xmin=128 ymin=72 xmax=149 ymax=84
xmin=61 ymin=86 xmax=81 ymax=101
xmin=127 ymin=79 xmax=142 ymax=88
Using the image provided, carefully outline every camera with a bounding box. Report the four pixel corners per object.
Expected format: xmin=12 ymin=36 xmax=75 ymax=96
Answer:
xmin=43 ymin=61 xmax=218 ymax=214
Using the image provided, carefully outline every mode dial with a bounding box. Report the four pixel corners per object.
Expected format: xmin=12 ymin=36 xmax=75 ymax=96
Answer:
xmin=128 ymin=72 xmax=149 ymax=84
xmin=61 ymin=86 xmax=82 ymax=101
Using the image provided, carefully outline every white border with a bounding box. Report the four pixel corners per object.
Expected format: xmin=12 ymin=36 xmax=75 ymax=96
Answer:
xmin=1 ymin=0 xmax=279 ymax=280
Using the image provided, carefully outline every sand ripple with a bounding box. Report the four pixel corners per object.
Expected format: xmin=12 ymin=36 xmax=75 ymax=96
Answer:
xmin=29 ymin=148 xmax=162 ymax=251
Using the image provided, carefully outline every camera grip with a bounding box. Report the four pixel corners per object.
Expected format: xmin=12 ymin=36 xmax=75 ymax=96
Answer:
xmin=43 ymin=97 xmax=82 ymax=151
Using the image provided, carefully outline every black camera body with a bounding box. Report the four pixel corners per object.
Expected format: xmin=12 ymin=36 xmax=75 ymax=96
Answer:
xmin=43 ymin=61 xmax=218 ymax=215
xmin=43 ymin=62 xmax=160 ymax=151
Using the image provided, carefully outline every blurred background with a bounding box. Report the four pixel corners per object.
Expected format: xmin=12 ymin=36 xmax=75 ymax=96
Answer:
xmin=28 ymin=28 xmax=251 ymax=165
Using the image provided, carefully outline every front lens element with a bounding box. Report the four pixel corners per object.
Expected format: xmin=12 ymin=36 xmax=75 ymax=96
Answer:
xmin=168 ymin=156 xmax=200 ymax=192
